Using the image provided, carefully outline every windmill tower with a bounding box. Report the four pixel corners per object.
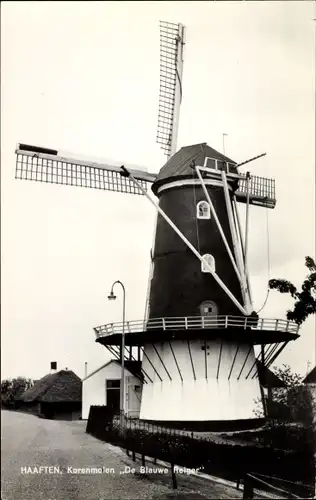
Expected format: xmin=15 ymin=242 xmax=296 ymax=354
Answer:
xmin=15 ymin=21 xmax=300 ymax=431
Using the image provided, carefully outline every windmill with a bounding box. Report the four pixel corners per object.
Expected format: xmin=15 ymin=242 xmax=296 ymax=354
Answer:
xmin=15 ymin=20 xmax=300 ymax=431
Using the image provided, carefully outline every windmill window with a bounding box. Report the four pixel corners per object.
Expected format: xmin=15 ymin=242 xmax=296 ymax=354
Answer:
xmin=201 ymin=254 xmax=215 ymax=273
xmin=199 ymin=300 xmax=218 ymax=316
xmin=197 ymin=201 xmax=210 ymax=219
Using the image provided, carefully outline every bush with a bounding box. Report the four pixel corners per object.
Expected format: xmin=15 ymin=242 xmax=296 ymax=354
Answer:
xmin=1 ymin=377 xmax=33 ymax=409
xmin=86 ymin=406 xmax=314 ymax=490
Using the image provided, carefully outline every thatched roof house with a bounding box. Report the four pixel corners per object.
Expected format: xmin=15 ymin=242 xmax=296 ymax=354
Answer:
xmin=20 ymin=369 xmax=82 ymax=403
xmin=19 ymin=369 xmax=82 ymax=419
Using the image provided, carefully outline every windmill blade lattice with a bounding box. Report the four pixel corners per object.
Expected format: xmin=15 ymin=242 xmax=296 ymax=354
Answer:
xmin=157 ymin=21 xmax=184 ymax=157
xmin=15 ymin=145 xmax=156 ymax=196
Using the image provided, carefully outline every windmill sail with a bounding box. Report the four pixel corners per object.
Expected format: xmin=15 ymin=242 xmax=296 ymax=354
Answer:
xmin=15 ymin=145 xmax=156 ymax=196
xmin=15 ymin=144 xmax=276 ymax=207
xmin=156 ymin=21 xmax=185 ymax=158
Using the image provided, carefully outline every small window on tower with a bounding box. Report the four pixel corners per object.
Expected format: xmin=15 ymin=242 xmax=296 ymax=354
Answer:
xmin=201 ymin=254 xmax=215 ymax=273
xmin=197 ymin=201 xmax=210 ymax=220
xmin=199 ymin=300 xmax=218 ymax=316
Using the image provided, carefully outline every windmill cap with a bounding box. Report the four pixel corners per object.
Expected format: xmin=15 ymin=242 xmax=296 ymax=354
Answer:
xmin=152 ymin=143 xmax=237 ymax=195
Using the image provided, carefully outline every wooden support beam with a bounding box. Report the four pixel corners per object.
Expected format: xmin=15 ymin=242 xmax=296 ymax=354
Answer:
xmin=266 ymin=341 xmax=289 ymax=368
xmin=264 ymin=343 xmax=280 ymax=366
xmin=106 ymin=345 xmax=120 ymax=360
xmin=123 ymin=346 xmax=149 ymax=384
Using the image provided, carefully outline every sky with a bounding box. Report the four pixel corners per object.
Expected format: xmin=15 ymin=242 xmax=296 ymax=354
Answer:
xmin=1 ymin=1 xmax=315 ymax=381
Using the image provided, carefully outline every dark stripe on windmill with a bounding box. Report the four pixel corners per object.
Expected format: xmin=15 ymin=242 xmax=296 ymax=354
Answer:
xmin=237 ymin=345 xmax=253 ymax=380
xmin=187 ymin=340 xmax=196 ymax=380
xmin=251 ymin=345 xmax=270 ymax=380
xmin=140 ymin=347 xmax=163 ymax=382
xmin=216 ymin=339 xmax=224 ymax=379
xmin=137 ymin=366 xmax=153 ymax=384
xmin=228 ymin=344 xmax=240 ymax=380
xmin=246 ymin=345 xmax=265 ymax=379
xmin=245 ymin=357 xmax=258 ymax=380
xmin=168 ymin=341 xmax=183 ymax=381
xmin=151 ymin=344 xmax=172 ymax=380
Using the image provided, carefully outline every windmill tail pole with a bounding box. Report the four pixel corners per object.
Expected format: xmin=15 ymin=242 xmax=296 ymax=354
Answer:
xmin=120 ymin=167 xmax=248 ymax=316
xmin=235 ymin=153 xmax=266 ymax=168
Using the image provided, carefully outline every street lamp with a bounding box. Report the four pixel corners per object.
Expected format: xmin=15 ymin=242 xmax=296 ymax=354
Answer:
xmin=108 ymin=280 xmax=126 ymax=429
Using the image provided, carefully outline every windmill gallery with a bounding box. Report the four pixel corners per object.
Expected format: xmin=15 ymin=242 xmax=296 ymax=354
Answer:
xmin=14 ymin=21 xmax=300 ymax=431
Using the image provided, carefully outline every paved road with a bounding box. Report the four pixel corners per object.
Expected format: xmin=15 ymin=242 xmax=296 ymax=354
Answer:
xmin=1 ymin=410 xmax=242 ymax=500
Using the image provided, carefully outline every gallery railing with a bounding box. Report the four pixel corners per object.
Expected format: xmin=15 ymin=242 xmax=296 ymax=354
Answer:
xmin=94 ymin=316 xmax=299 ymax=338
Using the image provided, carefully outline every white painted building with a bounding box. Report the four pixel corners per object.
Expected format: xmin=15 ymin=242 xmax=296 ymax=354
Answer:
xmin=82 ymin=359 xmax=142 ymax=420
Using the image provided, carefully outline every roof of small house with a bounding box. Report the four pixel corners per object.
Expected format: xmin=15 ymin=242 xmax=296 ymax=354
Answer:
xmin=256 ymin=360 xmax=286 ymax=388
xmin=83 ymin=359 xmax=143 ymax=382
xmin=152 ymin=142 xmax=237 ymax=195
xmin=19 ymin=370 xmax=82 ymax=403
xmin=303 ymin=366 xmax=316 ymax=384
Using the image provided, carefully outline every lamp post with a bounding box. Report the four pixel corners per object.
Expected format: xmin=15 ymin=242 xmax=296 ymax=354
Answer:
xmin=108 ymin=280 xmax=126 ymax=429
